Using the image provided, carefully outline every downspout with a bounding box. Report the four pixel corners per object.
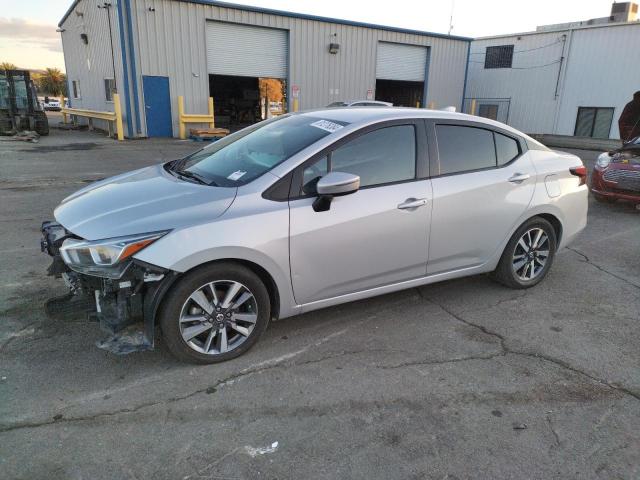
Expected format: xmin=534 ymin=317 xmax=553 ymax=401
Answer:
xmin=422 ymin=46 xmax=431 ymax=108
xmin=551 ymin=30 xmax=572 ymax=135
xmin=115 ymin=0 xmax=134 ymax=137
xmin=461 ymin=41 xmax=471 ymax=113
xmin=124 ymin=0 xmax=141 ymax=135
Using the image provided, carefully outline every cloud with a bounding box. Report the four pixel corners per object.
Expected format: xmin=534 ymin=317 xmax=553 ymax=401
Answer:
xmin=0 ymin=18 xmax=62 ymax=52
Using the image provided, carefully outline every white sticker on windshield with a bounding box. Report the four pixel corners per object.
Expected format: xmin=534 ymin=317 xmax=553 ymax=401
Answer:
xmin=227 ymin=170 xmax=247 ymax=181
xmin=310 ymin=119 xmax=344 ymax=133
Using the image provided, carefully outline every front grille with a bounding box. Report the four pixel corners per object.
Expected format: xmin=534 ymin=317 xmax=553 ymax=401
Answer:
xmin=603 ymin=168 xmax=640 ymax=192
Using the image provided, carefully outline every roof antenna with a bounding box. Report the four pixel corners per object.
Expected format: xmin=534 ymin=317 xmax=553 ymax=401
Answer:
xmin=448 ymin=0 xmax=455 ymax=35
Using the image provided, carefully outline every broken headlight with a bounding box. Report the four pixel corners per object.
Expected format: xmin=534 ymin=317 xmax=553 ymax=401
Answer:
xmin=59 ymin=231 xmax=168 ymax=279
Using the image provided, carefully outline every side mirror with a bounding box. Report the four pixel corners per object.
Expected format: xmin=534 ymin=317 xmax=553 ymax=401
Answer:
xmin=313 ymin=172 xmax=360 ymax=212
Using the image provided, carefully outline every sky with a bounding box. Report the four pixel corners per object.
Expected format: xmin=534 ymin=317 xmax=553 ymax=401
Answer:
xmin=0 ymin=0 xmax=618 ymax=71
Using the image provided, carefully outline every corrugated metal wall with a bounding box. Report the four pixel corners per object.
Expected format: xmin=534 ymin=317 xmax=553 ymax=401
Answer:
xmin=60 ymin=0 xmax=128 ymax=133
xmin=127 ymin=0 xmax=469 ymax=136
xmin=556 ymin=23 xmax=640 ymax=140
xmin=466 ymin=23 xmax=640 ymax=139
xmin=465 ymin=31 xmax=567 ymax=135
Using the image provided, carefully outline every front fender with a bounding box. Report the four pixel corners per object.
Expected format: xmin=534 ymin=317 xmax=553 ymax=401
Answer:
xmin=134 ymin=206 xmax=298 ymax=318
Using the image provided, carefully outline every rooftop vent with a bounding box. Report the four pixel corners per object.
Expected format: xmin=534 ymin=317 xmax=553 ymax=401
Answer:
xmin=610 ymin=2 xmax=638 ymax=22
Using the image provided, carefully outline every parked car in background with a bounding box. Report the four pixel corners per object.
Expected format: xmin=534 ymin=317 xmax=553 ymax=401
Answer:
xmin=591 ymin=136 xmax=640 ymax=206
xmin=327 ymin=100 xmax=392 ymax=107
xmin=43 ymin=98 xmax=62 ymax=111
xmin=41 ymin=108 xmax=587 ymax=364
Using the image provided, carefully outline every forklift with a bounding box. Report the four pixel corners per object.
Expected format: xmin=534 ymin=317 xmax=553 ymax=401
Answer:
xmin=0 ymin=69 xmax=49 ymax=136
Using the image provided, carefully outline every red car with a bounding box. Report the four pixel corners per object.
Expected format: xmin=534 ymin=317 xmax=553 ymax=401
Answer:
xmin=591 ymin=137 xmax=640 ymax=206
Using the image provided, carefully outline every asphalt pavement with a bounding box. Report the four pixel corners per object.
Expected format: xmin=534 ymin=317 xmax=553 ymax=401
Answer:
xmin=0 ymin=123 xmax=639 ymax=480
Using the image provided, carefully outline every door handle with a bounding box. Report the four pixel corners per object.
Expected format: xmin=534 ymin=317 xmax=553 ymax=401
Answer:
xmin=397 ymin=198 xmax=427 ymax=210
xmin=508 ymin=173 xmax=530 ymax=183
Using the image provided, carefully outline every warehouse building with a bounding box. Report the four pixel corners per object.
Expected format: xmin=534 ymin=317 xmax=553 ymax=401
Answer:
xmin=59 ymin=0 xmax=471 ymax=138
xmin=464 ymin=2 xmax=640 ymax=141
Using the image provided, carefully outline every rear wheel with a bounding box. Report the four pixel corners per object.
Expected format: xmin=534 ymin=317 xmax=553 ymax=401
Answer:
xmin=34 ymin=111 xmax=49 ymax=136
xmin=491 ymin=217 xmax=557 ymax=289
xmin=159 ymin=263 xmax=271 ymax=364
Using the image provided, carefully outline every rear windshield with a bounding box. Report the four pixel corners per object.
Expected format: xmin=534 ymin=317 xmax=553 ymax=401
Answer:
xmin=178 ymin=115 xmax=348 ymax=186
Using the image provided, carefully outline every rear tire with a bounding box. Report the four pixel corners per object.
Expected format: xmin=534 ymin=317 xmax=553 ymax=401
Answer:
xmin=490 ymin=217 xmax=557 ymax=289
xmin=34 ymin=111 xmax=49 ymax=136
xmin=159 ymin=262 xmax=271 ymax=364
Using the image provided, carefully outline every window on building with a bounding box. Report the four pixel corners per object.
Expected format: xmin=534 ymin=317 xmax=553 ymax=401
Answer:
xmin=574 ymin=107 xmax=614 ymax=139
xmin=104 ymin=78 xmax=115 ymax=102
xmin=72 ymin=80 xmax=81 ymax=99
xmin=330 ymin=125 xmax=416 ymax=187
xmin=484 ymin=45 xmax=514 ymax=69
xmin=478 ymin=104 xmax=499 ymax=121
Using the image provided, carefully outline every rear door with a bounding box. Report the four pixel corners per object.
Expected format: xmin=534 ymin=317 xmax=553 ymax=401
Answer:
xmin=288 ymin=120 xmax=431 ymax=304
xmin=427 ymin=120 xmax=536 ymax=274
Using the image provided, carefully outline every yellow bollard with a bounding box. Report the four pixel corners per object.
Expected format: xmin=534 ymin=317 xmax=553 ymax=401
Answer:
xmin=470 ymin=99 xmax=477 ymax=116
xmin=293 ymin=98 xmax=299 ymax=112
xmin=113 ymin=93 xmax=124 ymax=141
xmin=178 ymin=95 xmax=186 ymax=139
xmin=208 ymin=97 xmax=215 ymax=128
xmin=60 ymin=96 xmax=68 ymax=123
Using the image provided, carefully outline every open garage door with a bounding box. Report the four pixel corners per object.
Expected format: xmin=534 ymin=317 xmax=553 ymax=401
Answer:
xmin=375 ymin=42 xmax=428 ymax=107
xmin=206 ymin=22 xmax=288 ymax=129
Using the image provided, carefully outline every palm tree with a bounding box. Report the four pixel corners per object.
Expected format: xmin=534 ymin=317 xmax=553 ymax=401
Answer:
xmin=0 ymin=62 xmax=18 ymax=70
xmin=35 ymin=68 xmax=67 ymax=96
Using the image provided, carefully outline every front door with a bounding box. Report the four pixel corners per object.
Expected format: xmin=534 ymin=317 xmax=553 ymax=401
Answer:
xmin=289 ymin=122 xmax=431 ymax=304
xmin=142 ymin=75 xmax=172 ymax=137
xmin=427 ymin=122 xmax=536 ymax=274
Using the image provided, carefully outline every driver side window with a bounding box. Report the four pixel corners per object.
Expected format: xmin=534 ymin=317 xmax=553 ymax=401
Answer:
xmin=299 ymin=124 xmax=416 ymax=195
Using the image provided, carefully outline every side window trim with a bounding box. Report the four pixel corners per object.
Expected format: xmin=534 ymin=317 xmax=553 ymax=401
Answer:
xmin=289 ymin=119 xmax=429 ymax=200
xmin=426 ymin=119 xmax=526 ymax=178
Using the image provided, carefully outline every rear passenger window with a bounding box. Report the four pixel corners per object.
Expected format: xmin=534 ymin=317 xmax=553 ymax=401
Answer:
xmin=436 ymin=125 xmax=496 ymax=175
xmin=495 ymin=132 xmax=520 ymax=165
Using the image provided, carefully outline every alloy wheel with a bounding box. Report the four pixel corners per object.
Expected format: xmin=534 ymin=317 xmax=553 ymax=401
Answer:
xmin=512 ymin=228 xmax=550 ymax=281
xmin=179 ymin=280 xmax=258 ymax=355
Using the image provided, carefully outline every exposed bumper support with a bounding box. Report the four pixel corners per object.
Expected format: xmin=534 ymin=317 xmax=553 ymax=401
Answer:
xmin=41 ymin=221 xmax=178 ymax=354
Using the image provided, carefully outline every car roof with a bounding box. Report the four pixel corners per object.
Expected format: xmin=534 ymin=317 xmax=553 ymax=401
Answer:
xmin=298 ymin=107 xmax=520 ymax=134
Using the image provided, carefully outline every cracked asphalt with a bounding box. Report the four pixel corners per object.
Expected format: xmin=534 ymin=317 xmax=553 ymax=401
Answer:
xmin=1 ymin=124 xmax=639 ymax=479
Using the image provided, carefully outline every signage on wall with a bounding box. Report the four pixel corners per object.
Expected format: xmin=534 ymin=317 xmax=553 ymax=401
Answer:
xmin=366 ymin=88 xmax=373 ymax=100
xmin=292 ymin=85 xmax=300 ymax=98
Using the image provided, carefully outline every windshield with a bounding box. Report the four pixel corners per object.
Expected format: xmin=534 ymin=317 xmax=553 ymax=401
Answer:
xmin=175 ymin=115 xmax=348 ymax=186
xmin=327 ymin=101 xmax=348 ymax=107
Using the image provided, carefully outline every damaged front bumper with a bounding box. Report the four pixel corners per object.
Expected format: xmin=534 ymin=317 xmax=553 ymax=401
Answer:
xmin=41 ymin=221 xmax=178 ymax=354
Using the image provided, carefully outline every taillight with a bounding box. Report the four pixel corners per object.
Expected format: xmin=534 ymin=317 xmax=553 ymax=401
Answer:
xmin=570 ymin=166 xmax=587 ymax=186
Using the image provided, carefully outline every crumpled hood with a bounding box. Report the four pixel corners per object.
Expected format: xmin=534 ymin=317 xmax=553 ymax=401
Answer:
xmin=54 ymin=164 xmax=237 ymax=240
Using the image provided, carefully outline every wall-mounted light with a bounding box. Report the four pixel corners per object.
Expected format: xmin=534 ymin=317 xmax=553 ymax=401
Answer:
xmin=80 ymin=33 xmax=89 ymax=44
xmin=329 ymin=43 xmax=340 ymax=54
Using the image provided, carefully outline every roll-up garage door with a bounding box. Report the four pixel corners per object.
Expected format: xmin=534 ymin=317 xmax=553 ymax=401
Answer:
xmin=376 ymin=42 xmax=427 ymax=82
xmin=206 ymin=22 xmax=288 ymax=78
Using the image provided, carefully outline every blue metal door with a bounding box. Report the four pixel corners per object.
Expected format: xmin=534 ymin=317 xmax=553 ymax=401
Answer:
xmin=142 ymin=76 xmax=172 ymax=137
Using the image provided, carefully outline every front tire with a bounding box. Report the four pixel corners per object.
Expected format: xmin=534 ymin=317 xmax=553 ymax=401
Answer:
xmin=490 ymin=217 xmax=557 ymax=289
xmin=159 ymin=262 xmax=271 ymax=364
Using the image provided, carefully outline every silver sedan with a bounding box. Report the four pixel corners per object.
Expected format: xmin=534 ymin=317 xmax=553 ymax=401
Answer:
xmin=42 ymin=108 xmax=588 ymax=363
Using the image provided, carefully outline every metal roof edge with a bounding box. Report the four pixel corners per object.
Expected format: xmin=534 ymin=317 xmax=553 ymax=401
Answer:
xmin=166 ymin=0 xmax=471 ymax=41
xmin=474 ymin=19 xmax=640 ymax=41
xmin=59 ymin=0 xmax=81 ymax=27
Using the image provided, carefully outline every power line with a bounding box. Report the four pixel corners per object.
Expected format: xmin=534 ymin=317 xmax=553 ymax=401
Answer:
xmin=469 ymin=39 xmax=563 ymax=55
xmin=469 ymin=59 xmax=562 ymax=69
